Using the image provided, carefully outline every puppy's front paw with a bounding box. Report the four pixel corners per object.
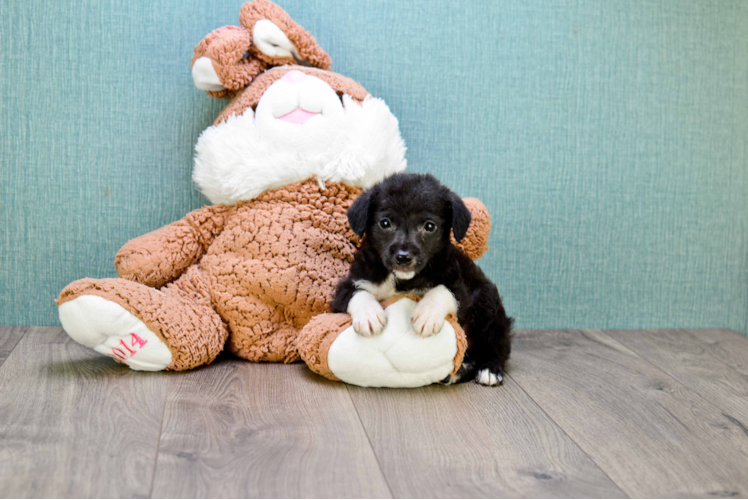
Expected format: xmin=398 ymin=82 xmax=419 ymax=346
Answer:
xmin=351 ymin=304 xmax=387 ymax=337
xmin=410 ymin=285 xmax=457 ymax=337
xmin=411 ymin=303 xmax=447 ymax=338
xmin=475 ymin=367 xmax=504 ymax=386
xmin=348 ymin=291 xmax=387 ymax=337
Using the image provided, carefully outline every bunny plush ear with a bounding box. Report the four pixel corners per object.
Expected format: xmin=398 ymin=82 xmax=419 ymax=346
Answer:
xmin=240 ymin=0 xmax=332 ymax=70
xmin=192 ymin=26 xmax=266 ymax=98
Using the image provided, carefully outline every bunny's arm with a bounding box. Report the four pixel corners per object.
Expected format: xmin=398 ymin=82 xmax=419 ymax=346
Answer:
xmin=452 ymin=198 xmax=491 ymax=261
xmin=114 ymin=205 xmax=232 ymax=288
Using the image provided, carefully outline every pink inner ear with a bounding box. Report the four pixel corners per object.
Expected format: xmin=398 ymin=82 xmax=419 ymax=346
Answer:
xmin=277 ymin=109 xmax=318 ymax=124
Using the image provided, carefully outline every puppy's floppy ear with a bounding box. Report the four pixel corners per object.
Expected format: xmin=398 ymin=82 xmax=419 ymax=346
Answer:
xmin=449 ymin=192 xmax=472 ymax=242
xmin=347 ymin=190 xmax=374 ymax=237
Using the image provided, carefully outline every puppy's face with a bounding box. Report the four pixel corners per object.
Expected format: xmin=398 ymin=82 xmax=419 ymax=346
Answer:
xmin=370 ymin=204 xmax=447 ymax=279
xmin=347 ymin=174 xmax=472 ymax=280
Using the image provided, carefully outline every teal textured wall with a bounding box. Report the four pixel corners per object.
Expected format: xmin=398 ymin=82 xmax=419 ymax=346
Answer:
xmin=1 ymin=0 xmax=747 ymax=333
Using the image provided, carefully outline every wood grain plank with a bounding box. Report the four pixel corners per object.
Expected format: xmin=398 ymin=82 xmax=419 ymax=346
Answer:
xmin=610 ymin=328 xmax=748 ymax=426
xmin=510 ymin=329 xmax=748 ymax=498
xmin=347 ymin=376 xmax=626 ymax=498
xmin=0 ymin=326 xmax=27 ymax=367
xmin=151 ymin=359 xmax=392 ymax=499
xmin=0 ymin=327 xmax=167 ymax=498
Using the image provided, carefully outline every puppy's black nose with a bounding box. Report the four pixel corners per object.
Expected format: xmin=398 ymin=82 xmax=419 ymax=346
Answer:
xmin=395 ymin=251 xmax=413 ymax=265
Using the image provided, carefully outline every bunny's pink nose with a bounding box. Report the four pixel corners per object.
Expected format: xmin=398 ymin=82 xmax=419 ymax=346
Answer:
xmin=281 ymin=70 xmax=307 ymax=84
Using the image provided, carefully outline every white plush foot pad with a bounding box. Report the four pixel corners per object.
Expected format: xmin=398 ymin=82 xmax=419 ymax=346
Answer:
xmin=58 ymin=295 xmax=172 ymax=371
xmin=327 ymin=298 xmax=458 ymax=388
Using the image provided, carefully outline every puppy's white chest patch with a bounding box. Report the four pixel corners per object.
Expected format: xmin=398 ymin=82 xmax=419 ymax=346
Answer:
xmin=354 ymin=274 xmax=397 ymax=301
xmin=354 ymin=274 xmax=432 ymax=300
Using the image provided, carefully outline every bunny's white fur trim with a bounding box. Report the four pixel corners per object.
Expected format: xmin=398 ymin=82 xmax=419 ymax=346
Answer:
xmin=193 ymin=92 xmax=406 ymax=205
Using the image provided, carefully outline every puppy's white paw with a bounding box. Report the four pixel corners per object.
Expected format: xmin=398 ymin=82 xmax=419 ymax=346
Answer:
xmin=411 ymin=306 xmax=446 ymax=337
xmin=352 ymin=306 xmax=387 ymax=337
xmin=411 ymin=285 xmax=457 ymax=337
xmin=475 ymin=368 xmax=503 ymax=386
xmin=348 ymin=291 xmax=387 ymax=337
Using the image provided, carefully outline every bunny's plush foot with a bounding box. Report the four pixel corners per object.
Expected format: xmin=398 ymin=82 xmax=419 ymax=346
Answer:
xmin=59 ymin=294 xmax=173 ymax=371
xmin=57 ymin=269 xmax=228 ymax=371
xmin=298 ymin=295 xmax=467 ymax=388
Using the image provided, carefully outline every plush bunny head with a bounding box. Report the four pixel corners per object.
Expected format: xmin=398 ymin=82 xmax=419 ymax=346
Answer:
xmin=191 ymin=1 xmax=407 ymax=206
xmin=191 ymin=0 xmax=331 ymax=98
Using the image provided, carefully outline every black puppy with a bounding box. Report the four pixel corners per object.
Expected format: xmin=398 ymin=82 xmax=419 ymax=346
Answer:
xmin=331 ymin=173 xmax=512 ymax=386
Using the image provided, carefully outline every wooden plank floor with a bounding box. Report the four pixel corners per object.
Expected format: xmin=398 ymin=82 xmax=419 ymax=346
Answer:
xmin=1 ymin=327 xmax=747 ymax=498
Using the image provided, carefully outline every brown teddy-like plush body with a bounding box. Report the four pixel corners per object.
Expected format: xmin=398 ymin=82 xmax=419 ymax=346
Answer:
xmin=59 ymin=181 xmax=358 ymax=368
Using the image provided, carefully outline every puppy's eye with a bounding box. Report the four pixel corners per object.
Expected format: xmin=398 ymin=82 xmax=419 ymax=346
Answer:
xmin=424 ymin=221 xmax=437 ymax=233
xmin=379 ymin=218 xmax=391 ymax=229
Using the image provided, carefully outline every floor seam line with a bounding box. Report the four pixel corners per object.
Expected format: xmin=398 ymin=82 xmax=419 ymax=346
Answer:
xmin=506 ymin=332 xmax=632 ymax=498
xmin=147 ymin=379 xmax=170 ymax=499
xmin=507 ymin=372 xmax=630 ymax=498
xmin=345 ymin=385 xmax=396 ymax=499
xmin=0 ymin=325 xmax=30 ymax=370
xmin=597 ymin=328 xmax=748 ymax=439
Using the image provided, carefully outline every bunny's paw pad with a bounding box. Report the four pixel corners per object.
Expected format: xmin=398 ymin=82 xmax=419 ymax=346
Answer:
xmin=59 ymin=295 xmax=172 ymax=371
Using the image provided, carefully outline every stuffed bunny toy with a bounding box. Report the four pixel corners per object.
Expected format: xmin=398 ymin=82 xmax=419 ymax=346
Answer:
xmin=57 ymin=0 xmax=492 ymax=387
